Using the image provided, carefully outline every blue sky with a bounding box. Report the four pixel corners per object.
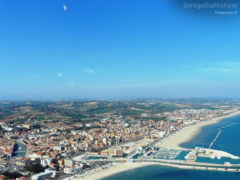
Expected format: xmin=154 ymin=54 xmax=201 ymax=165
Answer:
xmin=0 ymin=0 xmax=240 ymax=99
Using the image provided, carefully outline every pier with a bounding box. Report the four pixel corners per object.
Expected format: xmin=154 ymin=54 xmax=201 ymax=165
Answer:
xmin=209 ymin=129 xmax=222 ymax=149
xmin=208 ymin=122 xmax=239 ymax=149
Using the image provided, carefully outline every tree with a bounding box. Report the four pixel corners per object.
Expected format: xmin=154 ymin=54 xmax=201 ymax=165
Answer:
xmin=4 ymin=171 xmax=23 ymax=179
xmin=25 ymin=163 xmax=45 ymax=173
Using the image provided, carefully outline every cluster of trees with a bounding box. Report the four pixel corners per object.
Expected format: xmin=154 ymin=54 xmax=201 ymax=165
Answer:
xmin=3 ymin=171 xmax=23 ymax=179
xmin=24 ymin=163 xmax=46 ymax=173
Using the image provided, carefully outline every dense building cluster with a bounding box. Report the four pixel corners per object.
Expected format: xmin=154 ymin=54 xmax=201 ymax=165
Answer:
xmin=0 ymin=105 xmax=235 ymax=179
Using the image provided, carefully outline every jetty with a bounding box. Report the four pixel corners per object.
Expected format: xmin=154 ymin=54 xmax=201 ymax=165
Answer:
xmin=209 ymin=129 xmax=222 ymax=149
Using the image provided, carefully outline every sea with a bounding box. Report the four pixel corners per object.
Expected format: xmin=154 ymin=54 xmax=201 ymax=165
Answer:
xmin=103 ymin=114 xmax=240 ymax=180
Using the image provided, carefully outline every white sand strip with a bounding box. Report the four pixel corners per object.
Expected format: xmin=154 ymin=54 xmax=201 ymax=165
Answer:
xmin=159 ymin=111 xmax=240 ymax=149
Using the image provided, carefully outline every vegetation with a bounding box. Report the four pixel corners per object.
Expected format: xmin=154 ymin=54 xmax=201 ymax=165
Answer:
xmin=3 ymin=171 xmax=23 ymax=179
xmin=24 ymin=163 xmax=46 ymax=173
xmin=0 ymin=99 xmax=236 ymax=123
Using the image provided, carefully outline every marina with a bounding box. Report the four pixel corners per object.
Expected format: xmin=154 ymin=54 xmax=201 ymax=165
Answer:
xmin=104 ymin=113 xmax=240 ymax=180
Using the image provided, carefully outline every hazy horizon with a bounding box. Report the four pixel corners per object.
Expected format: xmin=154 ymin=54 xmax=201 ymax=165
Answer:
xmin=1 ymin=0 xmax=240 ymax=99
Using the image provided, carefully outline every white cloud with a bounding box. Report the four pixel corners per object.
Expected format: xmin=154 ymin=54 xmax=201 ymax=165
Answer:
xmin=83 ymin=68 xmax=95 ymax=74
xmin=63 ymin=5 xmax=67 ymax=12
xmin=57 ymin=72 xmax=63 ymax=78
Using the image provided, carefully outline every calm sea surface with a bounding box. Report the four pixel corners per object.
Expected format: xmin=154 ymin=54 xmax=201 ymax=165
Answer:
xmin=103 ymin=114 xmax=240 ymax=180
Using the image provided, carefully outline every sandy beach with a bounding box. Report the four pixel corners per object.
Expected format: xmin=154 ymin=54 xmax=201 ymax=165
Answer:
xmin=159 ymin=110 xmax=240 ymax=149
xmin=75 ymin=162 xmax=159 ymax=180
xmin=75 ymin=110 xmax=240 ymax=180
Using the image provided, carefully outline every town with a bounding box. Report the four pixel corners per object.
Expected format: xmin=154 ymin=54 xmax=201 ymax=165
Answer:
xmin=0 ymin=100 xmax=240 ymax=179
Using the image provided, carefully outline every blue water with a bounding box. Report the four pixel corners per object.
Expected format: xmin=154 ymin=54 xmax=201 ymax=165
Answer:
xmin=103 ymin=165 xmax=240 ymax=180
xmin=196 ymin=157 xmax=240 ymax=165
xmin=181 ymin=114 xmax=240 ymax=156
xmin=104 ymin=114 xmax=240 ymax=180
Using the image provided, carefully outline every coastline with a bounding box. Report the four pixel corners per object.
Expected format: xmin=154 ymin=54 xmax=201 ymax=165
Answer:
xmin=76 ymin=110 xmax=240 ymax=180
xmin=75 ymin=162 xmax=159 ymax=180
xmin=159 ymin=110 xmax=240 ymax=150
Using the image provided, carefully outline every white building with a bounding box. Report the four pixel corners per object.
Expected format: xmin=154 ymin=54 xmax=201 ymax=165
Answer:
xmin=31 ymin=171 xmax=55 ymax=180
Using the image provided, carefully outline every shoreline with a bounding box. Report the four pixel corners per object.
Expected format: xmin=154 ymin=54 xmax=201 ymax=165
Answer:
xmin=76 ymin=110 xmax=240 ymax=180
xmin=159 ymin=110 xmax=240 ymax=150
xmin=75 ymin=162 xmax=160 ymax=180
xmin=78 ymin=160 xmax=240 ymax=180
